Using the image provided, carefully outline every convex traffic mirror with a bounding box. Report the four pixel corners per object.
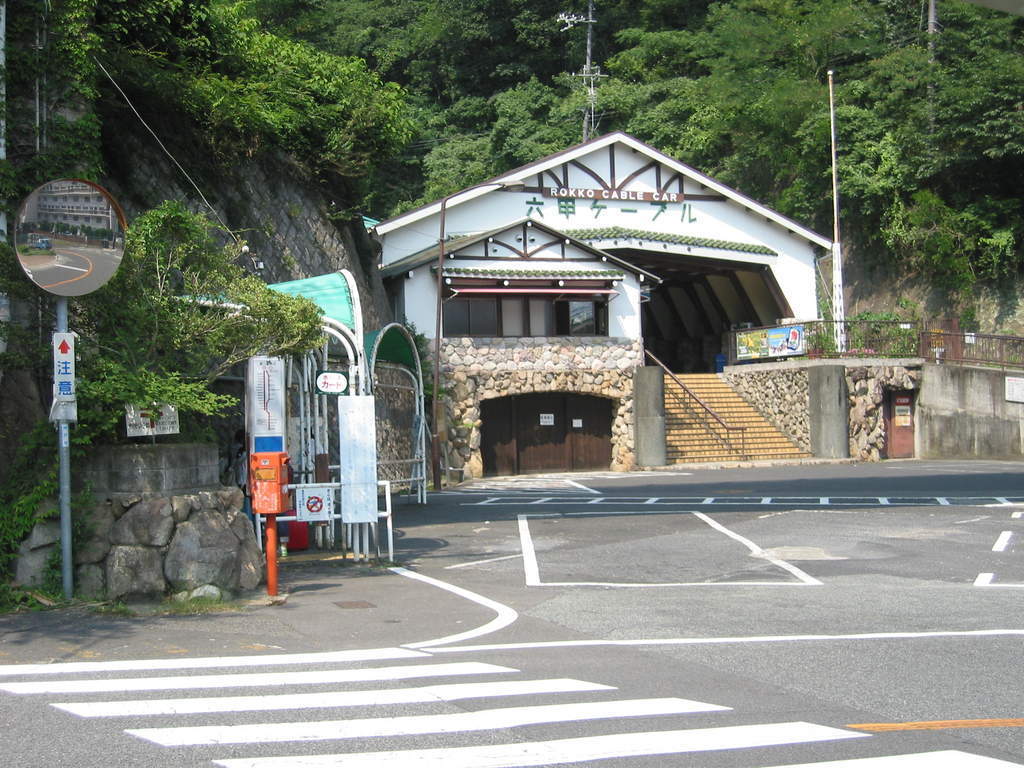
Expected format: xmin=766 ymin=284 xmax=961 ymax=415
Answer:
xmin=15 ymin=179 xmax=127 ymax=297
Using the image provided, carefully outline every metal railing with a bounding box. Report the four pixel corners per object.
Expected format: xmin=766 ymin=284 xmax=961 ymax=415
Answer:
xmin=803 ymin=320 xmax=922 ymax=358
xmin=730 ymin=320 xmax=1024 ymax=371
xmin=920 ymin=330 xmax=1024 ymax=369
xmin=645 ymin=350 xmax=748 ymax=459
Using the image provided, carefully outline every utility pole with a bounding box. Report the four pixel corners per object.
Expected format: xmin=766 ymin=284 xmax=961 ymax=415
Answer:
xmin=828 ymin=70 xmax=846 ymax=354
xmin=559 ymin=0 xmax=604 ymax=142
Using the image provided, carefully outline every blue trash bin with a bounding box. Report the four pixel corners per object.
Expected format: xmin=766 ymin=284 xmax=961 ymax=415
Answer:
xmin=714 ymin=353 xmax=726 ymax=372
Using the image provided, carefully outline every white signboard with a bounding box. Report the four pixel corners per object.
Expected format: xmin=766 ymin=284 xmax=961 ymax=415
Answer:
xmin=247 ymin=356 xmax=286 ymax=453
xmin=52 ymin=332 xmax=75 ymax=400
xmin=315 ymin=370 xmax=348 ymax=395
xmin=572 ymin=418 xmax=583 ymax=429
xmin=295 ymin=486 xmax=334 ymax=522
xmin=1006 ymin=376 xmax=1024 ymax=404
xmin=540 ymin=413 xmax=555 ymax=426
xmin=125 ymin=403 xmax=180 ymax=437
xmin=338 ymin=395 xmax=378 ymax=524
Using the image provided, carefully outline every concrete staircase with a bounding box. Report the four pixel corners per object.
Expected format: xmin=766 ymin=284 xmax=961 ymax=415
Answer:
xmin=664 ymin=373 xmax=811 ymax=463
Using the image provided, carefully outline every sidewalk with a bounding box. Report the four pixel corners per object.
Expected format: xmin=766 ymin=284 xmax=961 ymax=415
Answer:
xmin=0 ymin=553 xmax=479 ymax=667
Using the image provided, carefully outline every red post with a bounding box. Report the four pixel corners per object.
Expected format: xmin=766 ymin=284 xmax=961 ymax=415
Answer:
xmin=265 ymin=514 xmax=279 ymax=596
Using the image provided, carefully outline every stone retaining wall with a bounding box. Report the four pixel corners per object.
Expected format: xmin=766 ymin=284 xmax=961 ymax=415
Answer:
xmin=441 ymin=337 xmax=642 ymax=477
xmin=723 ymin=359 xmax=923 ymax=461
xmin=723 ymin=366 xmax=811 ymax=452
xmin=845 ymin=363 xmax=921 ymax=461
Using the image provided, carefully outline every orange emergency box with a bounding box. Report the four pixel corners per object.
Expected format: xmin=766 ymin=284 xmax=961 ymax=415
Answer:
xmin=250 ymin=451 xmax=290 ymax=516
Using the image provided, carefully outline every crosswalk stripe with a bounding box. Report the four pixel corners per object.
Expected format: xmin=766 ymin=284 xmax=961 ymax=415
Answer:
xmin=762 ymin=750 xmax=1024 ymax=766
xmin=211 ymin=722 xmax=865 ymax=768
xmin=0 ymin=647 xmax=426 ymax=677
xmin=52 ymin=678 xmax=617 ymax=718
xmin=127 ymin=697 xmax=728 ymax=746
xmin=0 ymin=662 xmax=515 ymax=695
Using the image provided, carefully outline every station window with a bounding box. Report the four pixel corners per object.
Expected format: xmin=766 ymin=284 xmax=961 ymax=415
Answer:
xmin=444 ymin=297 xmax=607 ymax=337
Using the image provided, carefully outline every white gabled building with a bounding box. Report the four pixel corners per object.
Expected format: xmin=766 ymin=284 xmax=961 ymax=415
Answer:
xmin=373 ymin=132 xmax=830 ymax=477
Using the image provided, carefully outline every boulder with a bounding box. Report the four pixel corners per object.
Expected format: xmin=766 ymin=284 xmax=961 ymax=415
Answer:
xmin=75 ymin=504 xmax=115 ymax=565
xmin=164 ymin=510 xmax=244 ymax=592
xmin=106 ymin=546 xmax=166 ymax=600
xmin=110 ymin=498 xmax=175 ymax=547
xmin=75 ymin=563 xmax=105 ymax=600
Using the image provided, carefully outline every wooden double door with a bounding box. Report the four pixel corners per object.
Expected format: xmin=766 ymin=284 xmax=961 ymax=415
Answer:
xmin=481 ymin=393 xmax=613 ymax=475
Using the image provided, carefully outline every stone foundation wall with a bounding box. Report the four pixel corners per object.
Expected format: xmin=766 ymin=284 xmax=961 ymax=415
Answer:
xmin=441 ymin=337 xmax=642 ymax=477
xmin=17 ymin=444 xmax=264 ymax=601
xmin=723 ymin=367 xmax=811 ymax=452
xmin=722 ymin=359 xmax=923 ymax=461
xmin=846 ymin=364 xmax=921 ymax=460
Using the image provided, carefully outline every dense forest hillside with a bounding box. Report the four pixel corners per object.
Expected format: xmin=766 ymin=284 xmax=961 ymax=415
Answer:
xmin=2 ymin=0 xmax=1023 ymax=320
xmin=252 ymin=0 xmax=1024 ymax=326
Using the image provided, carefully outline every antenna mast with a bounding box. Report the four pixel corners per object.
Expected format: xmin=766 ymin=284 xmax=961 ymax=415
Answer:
xmin=558 ymin=0 xmax=604 ymax=141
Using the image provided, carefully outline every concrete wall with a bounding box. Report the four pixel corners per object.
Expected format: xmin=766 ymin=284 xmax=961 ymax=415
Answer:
xmin=77 ymin=443 xmax=221 ymax=495
xmin=918 ymin=363 xmax=1024 ymax=459
xmin=808 ymin=365 xmax=849 ymax=458
xmin=635 ymin=366 xmax=666 ymax=467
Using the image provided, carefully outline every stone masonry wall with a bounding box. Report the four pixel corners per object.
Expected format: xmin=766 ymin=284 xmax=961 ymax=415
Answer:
xmin=15 ymin=486 xmax=263 ymax=601
xmin=846 ymin=363 xmax=921 ymax=461
xmin=442 ymin=337 xmax=643 ymax=477
xmin=724 ymin=367 xmax=811 ymax=452
xmin=723 ymin=359 xmax=923 ymax=461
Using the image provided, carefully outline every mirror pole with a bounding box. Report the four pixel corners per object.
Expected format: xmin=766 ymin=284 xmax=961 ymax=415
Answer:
xmin=56 ymin=296 xmax=73 ymax=599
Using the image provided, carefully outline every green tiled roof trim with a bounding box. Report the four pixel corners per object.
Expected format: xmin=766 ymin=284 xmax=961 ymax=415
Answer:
xmin=443 ymin=267 xmax=625 ymax=279
xmin=565 ymin=227 xmax=777 ymax=256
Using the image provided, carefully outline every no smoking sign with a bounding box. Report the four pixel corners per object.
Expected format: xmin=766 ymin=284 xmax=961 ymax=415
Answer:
xmin=295 ymin=487 xmax=334 ymax=522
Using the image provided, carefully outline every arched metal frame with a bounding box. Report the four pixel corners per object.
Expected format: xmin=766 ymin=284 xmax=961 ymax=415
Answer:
xmin=366 ymin=322 xmax=427 ymax=504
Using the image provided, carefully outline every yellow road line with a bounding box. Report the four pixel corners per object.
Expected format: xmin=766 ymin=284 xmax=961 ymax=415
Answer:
xmin=849 ymin=718 xmax=1024 ymax=732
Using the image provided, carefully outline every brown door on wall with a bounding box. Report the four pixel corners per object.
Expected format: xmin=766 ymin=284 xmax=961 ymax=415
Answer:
xmin=567 ymin=395 xmax=613 ymax=470
xmin=884 ymin=390 xmax=915 ymax=459
xmin=517 ymin=393 xmax=568 ymax=473
xmin=481 ymin=393 xmax=614 ymax=475
xmin=481 ymin=397 xmax=517 ymax=476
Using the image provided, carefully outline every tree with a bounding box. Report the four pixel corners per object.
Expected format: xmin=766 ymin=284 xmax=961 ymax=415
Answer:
xmin=72 ymin=201 xmax=325 ymax=443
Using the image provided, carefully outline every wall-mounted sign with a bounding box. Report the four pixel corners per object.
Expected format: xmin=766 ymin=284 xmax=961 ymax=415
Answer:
xmin=1006 ymin=376 xmax=1024 ymax=403
xmin=736 ymin=325 xmax=805 ymax=361
xmin=315 ymin=370 xmax=349 ymax=395
xmin=295 ymin=487 xmax=334 ymax=522
xmin=540 ymin=413 xmax=555 ymax=426
xmin=572 ymin=418 xmax=583 ymax=429
xmin=542 ymin=186 xmax=681 ymax=203
xmin=247 ymin=356 xmax=286 ymax=453
xmin=125 ymin=403 xmax=180 ymax=437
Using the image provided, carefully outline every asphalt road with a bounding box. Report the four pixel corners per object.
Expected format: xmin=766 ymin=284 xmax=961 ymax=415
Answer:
xmin=1 ymin=459 xmax=1022 ymax=767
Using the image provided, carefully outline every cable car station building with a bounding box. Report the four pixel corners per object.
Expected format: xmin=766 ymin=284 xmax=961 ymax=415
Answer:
xmin=374 ymin=133 xmax=831 ymax=477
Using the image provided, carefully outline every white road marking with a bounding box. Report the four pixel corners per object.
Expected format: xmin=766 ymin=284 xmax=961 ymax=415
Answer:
xmin=517 ymin=510 xmax=822 ymax=587
xmin=974 ymin=574 xmax=1024 ymax=588
xmin=391 ymin=567 xmax=519 ymax=649
xmin=0 ymin=647 xmax=426 ymax=677
xmin=955 ymin=516 xmax=989 ymax=524
xmin=128 ymin=697 xmax=724 ymax=746
xmin=465 ymin=496 xmax=1024 ymax=507
xmin=0 ymin=662 xmax=514 ymax=695
xmin=53 ymin=678 xmax=616 ymax=718
xmin=1013 ymin=511 xmax=1023 ymax=519
xmin=992 ymin=531 xmax=1013 ymax=552
xmin=427 ymin=628 xmax=1024 ymax=654
xmin=766 ymin=750 xmax=1024 ymax=766
xmin=444 ymin=554 xmax=523 ymax=569
xmin=564 ymin=479 xmax=599 ymax=494
xmin=693 ymin=511 xmax=823 ymax=586
xmin=212 ymin=722 xmax=865 ymax=768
